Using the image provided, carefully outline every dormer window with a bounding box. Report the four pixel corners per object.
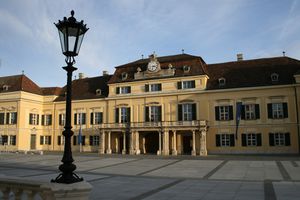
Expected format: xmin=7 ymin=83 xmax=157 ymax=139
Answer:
xmin=96 ymin=89 xmax=102 ymax=95
xmin=271 ymin=73 xmax=279 ymax=82
xmin=121 ymin=72 xmax=128 ymax=80
xmin=218 ymin=78 xmax=226 ymax=86
xmin=2 ymin=85 xmax=9 ymax=91
xmin=183 ymin=65 xmax=190 ymax=73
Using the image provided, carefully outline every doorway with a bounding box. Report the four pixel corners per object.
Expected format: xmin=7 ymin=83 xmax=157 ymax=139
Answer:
xmin=144 ymin=132 xmax=159 ymax=154
xmin=30 ymin=134 xmax=36 ymax=150
xmin=183 ymin=135 xmax=192 ymax=154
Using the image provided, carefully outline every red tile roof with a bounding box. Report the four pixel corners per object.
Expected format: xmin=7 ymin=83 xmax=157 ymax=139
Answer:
xmin=205 ymin=56 xmax=300 ymax=90
xmin=108 ymin=54 xmax=207 ymax=84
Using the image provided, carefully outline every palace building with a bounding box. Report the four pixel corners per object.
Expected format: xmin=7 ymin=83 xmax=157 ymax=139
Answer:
xmin=0 ymin=53 xmax=300 ymax=155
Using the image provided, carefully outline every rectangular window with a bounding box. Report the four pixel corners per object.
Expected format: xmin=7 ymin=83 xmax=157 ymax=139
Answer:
xmin=9 ymin=135 xmax=16 ymax=145
xmin=91 ymin=112 xmax=103 ymax=125
xmin=242 ymin=133 xmax=262 ymax=147
xmin=219 ymin=106 xmax=229 ymax=120
xmin=181 ymin=80 xmax=195 ymax=89
xmin=244 ymin=104 xmax=255 ymax=120
xmin=89 ymin=135 xmax=100 ymax=146
xmin=29 ymin=113 xmax=39 ymax=125
xmin=269 ymin=133 xmax=290 ymax=146
xmin=74 ymin=113 xmax=86 ymax=125
xmin=178 ymin=104 xmax=196 ymax=121
xmin=6 ymin=112 xmax=17 ymax=124
xmin=145 ymin=83 xmax=162 ymax=92
xmin=117 ymin=86 xmax=131 ymax=94
xmin=268 ymin=103 xmax=288 ymax=119
xmin=59 ymin=114 xmax=65 ymax=126
xmin=42 ymin=114 xmax=52 ymax=126
xmin=40 ymin=135 xmax=51 ymax=145
xmin=216 ymin=134 xmax=235 ymax=147
xmin=120 ymin=107 xmax=129 ymax=123
xmin=145 ymin=106 xmax=162 ymax=122
xmin=57 ymin=136 xmax=65 ymax=145
xmin=1 ymin=135 xmax=8 ymax=145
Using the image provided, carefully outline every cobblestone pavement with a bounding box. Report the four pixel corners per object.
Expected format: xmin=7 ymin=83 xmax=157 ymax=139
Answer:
xmin=0 ymin=152 xmax=300 ymax=200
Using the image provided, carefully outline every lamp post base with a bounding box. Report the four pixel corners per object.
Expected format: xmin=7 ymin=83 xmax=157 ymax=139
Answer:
xmin=51 ymin=163 xmax=83 ymax=184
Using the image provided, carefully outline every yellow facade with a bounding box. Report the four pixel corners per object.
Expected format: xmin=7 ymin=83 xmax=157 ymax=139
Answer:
xmin=0 ymin=54 xmax=299 ymax=155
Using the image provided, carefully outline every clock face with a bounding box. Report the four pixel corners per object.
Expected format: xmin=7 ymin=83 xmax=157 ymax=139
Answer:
xmin=148 ymin=61 xmax=157 ymax=72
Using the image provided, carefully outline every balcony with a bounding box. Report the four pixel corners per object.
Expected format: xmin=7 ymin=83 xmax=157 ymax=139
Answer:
xmin=95 ymin=120 xmax=207 ymax=132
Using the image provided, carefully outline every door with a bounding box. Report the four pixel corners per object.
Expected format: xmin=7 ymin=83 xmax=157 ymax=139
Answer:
xmin=30 ymin=134 xmax=36 ymax=150
xmin=183 ymin=135 xmax=192 ymax=154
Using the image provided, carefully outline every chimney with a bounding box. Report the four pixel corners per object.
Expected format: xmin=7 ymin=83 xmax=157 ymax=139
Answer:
xmin=78 ymin=73 xmax=85 ymax=79
xmin=103 ymin=71 xmax=109 ymax=76
xmin=237 ymin=53 xmax=243 ymax=61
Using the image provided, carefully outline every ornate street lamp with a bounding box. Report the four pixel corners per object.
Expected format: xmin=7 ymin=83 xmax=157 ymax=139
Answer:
xmin=52 ymin=10 xmax=88 ymax=184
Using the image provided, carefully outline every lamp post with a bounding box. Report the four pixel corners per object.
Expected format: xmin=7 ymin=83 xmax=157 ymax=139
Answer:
xmin=52 ymin=10 xmax=88 ymax=184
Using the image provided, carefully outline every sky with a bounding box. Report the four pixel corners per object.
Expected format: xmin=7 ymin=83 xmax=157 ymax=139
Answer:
xmin=0 ymin=0 xmax=300 ymax=87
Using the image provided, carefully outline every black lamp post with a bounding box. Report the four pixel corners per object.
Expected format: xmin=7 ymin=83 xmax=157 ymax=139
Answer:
xmin=52 ymin=10 xmax=88 ymax=184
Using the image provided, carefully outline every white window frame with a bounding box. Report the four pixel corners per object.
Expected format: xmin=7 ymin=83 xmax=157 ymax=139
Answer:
xmin=274 ymin=133 xmax=285 ymax=146
xmin=149 ymin=106 xmax=160 ymax=122
xmin=182 ymin=80 xmax=194 ymax=89
xmin=9 ymin=135 xmax=16 ymax=145
xmin=7 ymin=112 xmax=17 ymax=124
xmin=120 ymin=107 xmax=129 ymax=123
xmin=59 ymin=114 xmax=65 ymax=126
xmin=219 ymin=106 xmax=229 ymax=121
xmin=272 ymin=103 xmax=284 ymax=119
xmin=182 ymin=104 xmax=193 ymax=121
xmin=150 ymin=84 xmax=160 ymax=92
xmin=245 ymin=104 xmax=256 ymax=120
xmin=246 ymin=133 xmax=257 ymax=146
xmin=91 ymin=135 xmax=99 ymax=146
xmin=30 ymin=114 xmax=39 ymax=125
xmin=120 ymin=86 xmax=130 ymax=94
xmin=220 ymin=134 xmax=230 ymax=147
xmin=94 ymin=112 xmax=102 ymax=124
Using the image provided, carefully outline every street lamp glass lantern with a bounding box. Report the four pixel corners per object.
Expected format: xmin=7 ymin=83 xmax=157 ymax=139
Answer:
xmin=55 ymin=10 xmax=89 ymax=57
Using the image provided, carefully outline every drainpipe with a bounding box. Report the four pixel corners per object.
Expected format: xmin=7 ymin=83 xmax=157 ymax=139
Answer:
xmin=294 ymin=86 xmax=300 ymax=154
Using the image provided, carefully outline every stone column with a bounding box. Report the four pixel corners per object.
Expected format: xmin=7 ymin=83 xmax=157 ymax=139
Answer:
xmin=192 ymin=130 xmax=196 ymax=156
xmin=142 ymin=136 xmax=146 ymax=154
xmin=122 ymin=131 xmax=126 ymax=154
xmin=157 ymin=131 xmax=162 ymax=155
xmin=200 ymin=130 xmax=208 ymax=156
xmin=135 ymin=131 xmax=140 ymax=155
xmin=99 ymin=130 xmax=105 ymax=154
xmin=129 ymin=131 xmax=135 ymax=155
xmin=106 ymin=131 xmax=112 ymax=154
xmin=163 ymin=130 xmax=169 ymax=156
xmin=115 ymin=137 xmax=119 ymax=153
xmin=172 ymin=130 xmax=177 ymax=155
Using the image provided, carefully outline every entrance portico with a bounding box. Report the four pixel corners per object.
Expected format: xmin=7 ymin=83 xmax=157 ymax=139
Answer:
xmin=98 ymin=120 xmax=207 ymax=156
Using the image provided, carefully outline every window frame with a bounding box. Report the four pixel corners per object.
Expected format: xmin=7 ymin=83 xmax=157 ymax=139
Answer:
xmin=219 ymin=106 xmax=229 ymax=121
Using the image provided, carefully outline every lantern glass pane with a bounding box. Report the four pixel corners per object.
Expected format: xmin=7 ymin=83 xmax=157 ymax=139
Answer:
xmin=76 ymin=34 xmax=84 ymax=54
xmin=58 ymin=29 xmax=66 ymax=53
xmin=67 ymin=27 xmax=79 ymax=53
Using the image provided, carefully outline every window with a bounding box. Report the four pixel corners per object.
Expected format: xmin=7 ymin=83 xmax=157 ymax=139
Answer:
xmin=145 ymin=83 xmax=162 ymax=92
xmin=3 ymin=112 xmax=17 ymax=125
xmin=215 ymin=106 xmax=233 ymax=121
xmin=90 ymin=135 xmax=99 ymax=146
xmin=116 ymin=86 xmax=131 ymax=94
xmin=96 ymin=89 xmax=102 ymax=95
xmin=267 ymin=103 xmax=288 ymax=119
xmin=271 ymin=73 xmax=279 ymax=82
xmin=178 ymin=103 xmax=197 ymax=121
xmin=177 ymin=80 xmax=195 ymax=90
xmin=9 ymin=135 xmax=16 ymax=145
xmin=29 ymin=113 xmax=39 ymax=125
xmin=242 ymin=133 xmax=262 ymax=147
xmin=90 ymin=112 xmax=103 ymax=125
xmin=40 ymin=136 xmax=51 ymax=145
xmin=57 ymin=135 xmax=65 ymax=145
xmin=59 ymin=114 xmax=65 ymax=126
xmin=74 ymin=113 xmax=86 ymax=125
xmin=121 ymin=72 xmax=128 ymax=80
xmin=218 ymin=78 xmax=226 ymax=86
xmin=269 ymin=133 xmax=290 ymax=146
xmin=3 ymin=85 xmax=9 ymax=91
xmin=42 ymin=114 xmax=52 ymax=126
xmin=145 ymin=106 xmax=162 ymax=122
xmin=115 ymin=107 xmax=130 ymax=123
xmin=1 ymin=135 xmax=8 ymax=145
xmin=241 ymin=104 xmax=260 ymax=120
xmin=183 ymin=65 xmax=190 ymax=72
xmin=216 ymin=134 xmax=235 ymax=147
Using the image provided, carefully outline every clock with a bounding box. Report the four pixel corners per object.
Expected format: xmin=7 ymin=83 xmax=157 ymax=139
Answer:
xmin=148 ymin=61 xmax=158 ymax=72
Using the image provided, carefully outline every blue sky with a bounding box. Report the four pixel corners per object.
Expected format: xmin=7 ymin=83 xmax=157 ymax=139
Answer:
xmin=0 ymin=0 xmax=300 ymax=87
